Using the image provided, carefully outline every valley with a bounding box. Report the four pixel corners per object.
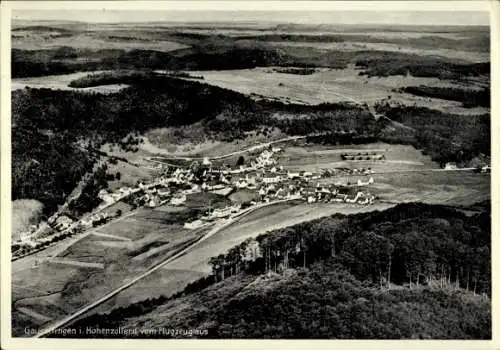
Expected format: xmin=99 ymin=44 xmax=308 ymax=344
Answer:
xmin=9 ymin=14 xmax=491 ymax=340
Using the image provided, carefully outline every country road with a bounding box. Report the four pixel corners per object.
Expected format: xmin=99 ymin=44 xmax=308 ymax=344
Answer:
xmin=33 ymin=198 xmax=300 ymax=338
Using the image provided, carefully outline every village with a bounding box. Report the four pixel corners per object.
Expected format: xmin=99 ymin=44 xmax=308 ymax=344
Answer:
xmin=12 ymin=145 xmax=378 ymax=259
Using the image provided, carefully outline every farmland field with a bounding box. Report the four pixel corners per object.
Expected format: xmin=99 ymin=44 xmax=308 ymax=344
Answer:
xmin=10 ymin=204 xmax=208 ymax=337
xmin=12 ymin=31 xmax=190 ymax=52
xmin=279 ymin=143 xmax=438 ymax=172
xmin=178 ymin=65 xmax=488 ymax=115
xmin=370 ymin=171 xmax=490 ymax=206
xmin=264 ymin=41 xmax=489 ymax=63
xmin=97 ymin=200 xmax=396 ymax=310
xmin=11 ymin=71 xmax=129 ymax=93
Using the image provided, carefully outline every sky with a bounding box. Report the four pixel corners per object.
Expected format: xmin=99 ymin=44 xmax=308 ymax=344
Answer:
xmin=12 ymin=10 xmax=490 ymax=26
xmin=10 ymin=1 xmax=490 ymax=26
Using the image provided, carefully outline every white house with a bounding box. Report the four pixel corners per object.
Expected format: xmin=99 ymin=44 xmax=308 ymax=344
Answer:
xmin=98 ymin=189 xmax=109 ymax=199
xmin=445 ymin=162 xmax=458 ymax=170
xmin=170 ymin=194 xmax=187 ymax=206
xmin=97 ymin=189 xmax=114 ymax=204
xmin=287 ymin=171 xmax=300 ymax=179
xmin=235 ymin=179 xmax=248 ymax=189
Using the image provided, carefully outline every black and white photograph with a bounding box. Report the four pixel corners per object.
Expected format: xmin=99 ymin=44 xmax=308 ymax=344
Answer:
xmin=1 ymin=0 xmax=495 ymax=345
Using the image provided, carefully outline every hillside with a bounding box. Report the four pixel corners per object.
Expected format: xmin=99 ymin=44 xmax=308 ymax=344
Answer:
xmin=12 ymin=71 xmax=490 ymax=218
xmin=64 ymin=202 xmax=491 ymax=339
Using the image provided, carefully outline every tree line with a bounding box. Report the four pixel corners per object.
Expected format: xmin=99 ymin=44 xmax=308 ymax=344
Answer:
xmin=398 ymin=86 xmax=490 ymax=108
xmin=206 ymin=202 xmax=490 ymax=295
xmin=58 ymin=202 xmax=491 ymax=339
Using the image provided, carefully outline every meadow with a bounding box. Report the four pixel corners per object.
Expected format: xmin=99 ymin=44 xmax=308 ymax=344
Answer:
xmin=12 ymin=71 xmax=129 ymax=93
xmin=182 ymin=65 xmax=488 ymax=115
xmin=279 ymin=143 xmax=438 ymax=172
xmin=370 ymin=171 xmax=490 ymax=206
xmin=93 ymin=200 xmax=395 ymax=310
xmin=10 ymin=205 xmax=208 ymax=336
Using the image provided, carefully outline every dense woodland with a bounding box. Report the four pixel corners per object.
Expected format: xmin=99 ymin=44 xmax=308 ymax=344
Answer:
xmin=397 ymin=86 xmax=490 ymax=108
xmin=67 ymin=164 xmax=109 ymax=216
xmin=374 ymin=103 xmax=490 ymax=166
xmin=64 ymin=202 xmax=491 ymax=339
xmin=356 ymin=58 xmax=489 ymax=79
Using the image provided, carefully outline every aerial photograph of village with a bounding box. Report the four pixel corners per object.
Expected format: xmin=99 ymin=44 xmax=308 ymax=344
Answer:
xmin=8 ymin=3 xmax=491 ymax=341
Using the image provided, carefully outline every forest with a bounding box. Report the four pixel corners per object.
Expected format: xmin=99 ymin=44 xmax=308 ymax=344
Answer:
xmin=374 ymin=103 xmax=490 ymax=166
xmin=62 ymin=202 xmax=491 ymax=339
xmin=398 ymin=86 xmax=490 ymax=108
xmin=356 ymin=58 xmax=489 ymax=79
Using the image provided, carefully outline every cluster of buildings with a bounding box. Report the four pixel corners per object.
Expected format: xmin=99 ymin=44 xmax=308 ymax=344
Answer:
xmin=250 ymin=147 xmax=281 ymax=168
xmin=184 ymin=203 xmax=243 ymax=229
xmin=11 ymin=144 xmax=381 ymax=258
xmin=255 ymin=179 xmax=375 ymax=205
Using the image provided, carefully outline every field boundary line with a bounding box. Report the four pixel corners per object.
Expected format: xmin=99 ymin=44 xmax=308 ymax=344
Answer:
xmin=34 ymin=199 xmax=298 ymax=338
